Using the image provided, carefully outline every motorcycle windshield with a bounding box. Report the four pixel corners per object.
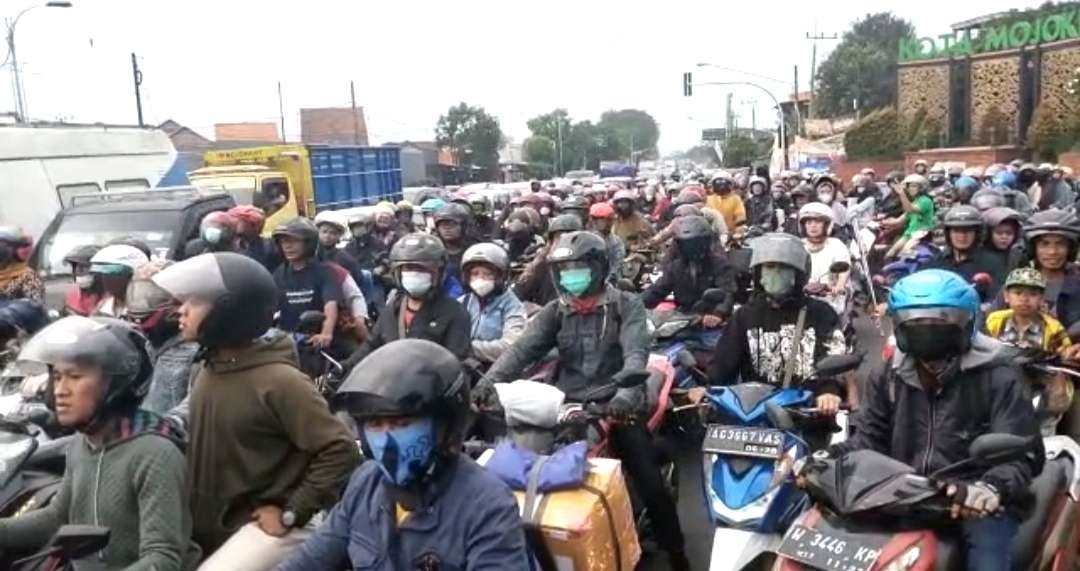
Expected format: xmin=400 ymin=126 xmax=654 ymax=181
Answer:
xmin=813 ymin=450 xmax=921 ymax=514
xmin=0 ymin=430 xmax=36 ymax=488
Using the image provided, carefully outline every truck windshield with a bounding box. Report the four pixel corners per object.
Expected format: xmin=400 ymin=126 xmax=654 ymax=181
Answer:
xmin=189 ymin=176 xmax=257 ymax=206
xmin=39 ymin=211 xmax=178 ymax=277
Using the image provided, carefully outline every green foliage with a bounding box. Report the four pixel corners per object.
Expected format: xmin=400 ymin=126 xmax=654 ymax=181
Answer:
xmin=815 ymin=12 xmax=915 ymax=118
xmin=435 ymin=103 xmax=503 ymax=176
xmin=1026 ymin=102 xmax=1080 ymax=161
xmin=597 ymin=109 xmax=660 ymax=161
xmin=903 ymin=108 xmax=944 ymax=150
xmin=844 ymin=107 xmax=902 ymax=159
xmin=679 ymin=144 xmax=721 ymax=167
xmin=722 ymin=134 xmax=767 ymax=168
xmin=524 ymin=109 xmax=660 ymax=173
xmin=975 ymin=105 xmax=1014 ymax=146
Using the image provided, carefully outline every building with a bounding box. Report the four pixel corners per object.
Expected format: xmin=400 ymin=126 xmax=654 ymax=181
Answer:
xmin=158 ymin=119 xmax=212 ymax=152
xmin=214 ymin=122 xmax=280 ymax=142
xmin=895 ymin=5 xmax=1080 ymax=147
xmin=300 ymin=107 xmax=368 ymax=146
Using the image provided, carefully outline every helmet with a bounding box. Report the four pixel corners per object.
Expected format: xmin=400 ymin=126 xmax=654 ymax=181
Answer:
xmin=962 ymin=166 xmax=985 ymax=179
xmin=981 ymin=207 xmax=1022 ymax=230
xmin=1024 ymin=208 xmax=1080 ymax=245
xmin=199 ymin=211 xmax=239 ymax=248
xmin=748 ymin=175 xmax=768 ymax=192
xmin=272 ymin=216 xmax=319 ymax=258
xmin=0 ymin=226 xmax=32 ymax=263
xmin=63 ymin=244 xmax=101 ymax=269
xmin=90 ymin=244 xmax=149 ymax=276
xmin=560 ymin=195 xmax=590 ymax=214
xmin=348 ymin=210 xmax=375 ymax=230
xmin=1019 ymin=162 xmax=1037 ymax=175
xmin=588 ymin=202 xmax=616 ymax=219
xmin=673 ymin=204 xmax=703 ymax=218
xmin=396 ymin=200 xmax=414 ymax=212
xmin=152 ymin=252 xmax=277 ymax=348
xmin=390 ymin=233 xmax=447 ymax=291
xmin=227 ymin=205 xmax=266 ymax=236
xmin=851 ymin=174 xmax=870 ymax=188
xmin=860 ymin=167 xmax=877 ymax=178
xmin=1005 ymin=267 xmax=1046 ymax=290
xmin=954 ymin=176 xmax=980 ymax=193
xmin=466 ymin=194 xmax=492 ymax=216
xmin=970 ymin=190 xmax=1006 ymax=212
xmin=461 ymin=242 xmax=510 ymax=277
xmin=547 ymin=214 xmax=583 ymax=236
xmin=888 ymin=269 xmax=980 ymax=352
xmin=313 ymin=211 xmax=348 ymax=234
xmin=420 ymin=197 xmax=447 ymax=214
xmin=674 ymin=189 xmax=704 ymax=205
xmin=19 ymin=316 xmax=153 ymax=420
xmin=797 ymin=202 xmax=835 ymax=236
xmin=985 ymin=164 xmax=1005 ymax=179
xmin=749 ymin=232 xmax=811 ymax=276
xmin=376 ymin=200 xmax=398 ymax=213
xmin=547 ymin=231 xmax=609 ymax=297
xmin=0 ymin=299 xmax=48 ymax=341
xmin=433 ymin=203 xmax=471 ymax=227
xmin=902 ymin=174 xmax=928 ymax=192
xmin=885 ymin=170 xmax=905 ymax=184
xmin=336 ymin=339 xmax=469 ymax=488
xmin=1010 ymin=159 xmax=1024 ymax=169
xmin=913 ymin=159 xmax=929 ymax=168
xmin=124 ymin=278 xmax=179 ymax=335
xmin=992 ymin=171 xmax=1018 ymax=190
xmin=942 ymin=205 xmax=983 ymax=229
xmin=790 ymin=183 xmax=814 ymax=199
xmin=612 ymin=189 xmax=637 ymax=204
xmin=671 ymin=215 xmax=713 ymax=240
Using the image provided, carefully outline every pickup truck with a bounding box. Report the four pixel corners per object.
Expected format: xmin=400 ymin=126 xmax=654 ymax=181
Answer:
xmin=188 ymin=144 xmax=403 ymax=235
xmin=30 ymin=187 xmax=235 ymax=309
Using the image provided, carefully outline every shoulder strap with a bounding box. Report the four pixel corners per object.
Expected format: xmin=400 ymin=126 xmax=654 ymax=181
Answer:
xmin=521 ymin=455 xmax=552 ymax=524
xmin=782 ymin=307 xmax=808 ymax=389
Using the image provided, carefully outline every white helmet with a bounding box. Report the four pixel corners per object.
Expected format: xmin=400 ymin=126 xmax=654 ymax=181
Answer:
xmin=90 ymin=245 xmax=149 ymax=275
xmin=313 ymin=211 xmax=347 ymax=234
xmin=902 ymin=174 xmax=929 ymax=192
xmin=798 ymin=202 xmax=835 ymax=236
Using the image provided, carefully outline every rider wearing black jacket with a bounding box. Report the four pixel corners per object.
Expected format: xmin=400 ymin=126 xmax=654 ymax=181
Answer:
xmin=642 ymin=215 xmax=736 ymax=319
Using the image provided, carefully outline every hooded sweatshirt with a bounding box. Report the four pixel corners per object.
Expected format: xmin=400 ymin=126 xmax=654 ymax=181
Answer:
xmin=0 ymin=410 xmax=199 ymax=570
xmin=186 ymin=330 xmax=360 ymax=553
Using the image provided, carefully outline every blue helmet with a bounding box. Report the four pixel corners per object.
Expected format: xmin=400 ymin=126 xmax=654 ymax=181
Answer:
xmin=888 ymin=269 xmax=980 ymax=334
xmin=992 ymin=171 xmax=1018 ymax=190
xmin=954 ymin=176 xmax=979 ymax=193
xmin=0 ymin=299 xmax=49 ymax=340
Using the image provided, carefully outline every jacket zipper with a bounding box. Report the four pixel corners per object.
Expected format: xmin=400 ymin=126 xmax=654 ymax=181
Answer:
xmin=921 ymin=392 xmax=936 ymax=474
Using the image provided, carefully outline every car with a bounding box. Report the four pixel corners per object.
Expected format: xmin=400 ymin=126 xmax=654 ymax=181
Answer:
xmin=30 ymin=187 xmax=236 ymax=309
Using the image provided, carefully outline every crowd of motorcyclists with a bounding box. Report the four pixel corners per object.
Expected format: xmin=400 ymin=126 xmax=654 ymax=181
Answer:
xmin=0 ymin=156 xmax=1078 ymax=570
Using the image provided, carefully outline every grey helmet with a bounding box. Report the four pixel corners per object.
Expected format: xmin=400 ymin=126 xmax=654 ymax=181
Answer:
xmin=673 ymin=204 xmax=703 ymax=218
xmin=982 ymin=206 xmax=1022 ymax=230
xmin=970 ymin=190 xmax=1007 ymax=212
xmin=942 ymin=205 xmax=984 ymax=229
xmin=390 ymin=233 xmax=447 ymax=275
xmin=749 ymin=232 xmax=811 ymax=276
xmin=1025 ymin=208 xmax=1080 ymax=244
xmin=547 ymin=214 xmax=584 ymax=236
xmin=461 ymin=242 xmax=510 ymax=276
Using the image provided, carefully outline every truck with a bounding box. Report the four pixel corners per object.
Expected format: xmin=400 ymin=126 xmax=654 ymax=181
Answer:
xmin=187 ymin=144 xmax=402 ymax=233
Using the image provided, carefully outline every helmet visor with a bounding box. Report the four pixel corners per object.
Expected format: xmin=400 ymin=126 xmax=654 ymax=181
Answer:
xmin=150 ymin=253 xmax=229 ymax=303
xmin=16 ymin=316 xmax=141 ymax=379
xmin=891 ymin=307 xmax=972 ymax=329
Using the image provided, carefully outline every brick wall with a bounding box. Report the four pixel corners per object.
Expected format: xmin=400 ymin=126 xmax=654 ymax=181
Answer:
xmin=1059 ymin=151 xmax=1080 ymax=172
xmin=904 ymin=145 xmax=1025 ymax=171
xmin=300 ymin=107 xmax=369 ymax=145
xmin=831 ymin=158 xmax=905 ymax=186
xmin=214 ymin=122 xmax=279 ymax=142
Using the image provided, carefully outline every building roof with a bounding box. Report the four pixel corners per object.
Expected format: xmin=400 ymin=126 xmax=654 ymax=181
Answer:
xmin=157 ymin=119 xmax=212 ymax=150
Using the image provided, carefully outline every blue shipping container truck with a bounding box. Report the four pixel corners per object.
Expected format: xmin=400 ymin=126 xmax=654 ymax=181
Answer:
xmin=309 ymin=145 xmax=403 ymax=209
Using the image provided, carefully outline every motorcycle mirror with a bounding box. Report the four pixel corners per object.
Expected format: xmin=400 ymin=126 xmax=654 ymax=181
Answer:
xmin=297 ymin=310 xmax=326 ymax=334
xmin=676 ymin=349 xmax=698 ymax=369
xmin=765 ymin=402 xmax=796 ymax=431
xmin=968 ymin=433 xmax=1030 ymax=463
xmin=54 ymin=525 xmax=111 ymax=559
xmin=828 ymin=261 xmax=851 ymax=274
xmin=813 ymin=354 xmax=863 ymax=378
xmin=1067 ymin=321 xmax=1080 ymax=342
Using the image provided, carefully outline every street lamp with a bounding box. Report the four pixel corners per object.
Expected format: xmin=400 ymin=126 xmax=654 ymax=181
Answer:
xmin=5 ymin=1 xmax=72 ymax=123
xmin=691 ymin=79 xmax=790 ymax=169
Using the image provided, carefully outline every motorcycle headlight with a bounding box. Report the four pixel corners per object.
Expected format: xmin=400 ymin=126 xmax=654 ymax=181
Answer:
xmin=766 ymin=444 xmax=800 ymax=491
xmin=879 ymin=544 xmax=922 ymax=571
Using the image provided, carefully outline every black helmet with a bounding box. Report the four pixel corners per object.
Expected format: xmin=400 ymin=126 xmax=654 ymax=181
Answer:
xmin=942 ymin=205 xmax=984 ymax=229
xmin=63 ymin=244 xmax=101 ymax=269
xmin=560 ymin=195 xmax=590 ymax=214
xmin=982 ymin=207 xmax=1022 ymax=230
xmin=970 ymin=190 xmax=1006 ymax=212
xmin=547 ymin=231 xmax=609 ymax=297
xmin=433 ymin=203 xmax=472 ymax=227
xmin=272 ymin=216 xmax=319 ymax=258
xmin=1025 ymin=208 xmax=1080 ymax=246
xmin=547 ymin=214 xmax=583 ymax=236
xmin=672 ymin=215 xmax=714 ymax=260
xmin=337 ymin=339 xmax=469 ymax=488
xmin=390 ymin=233 xmax=447 ymax=296
xmin=18 ymin=316 xmax=153 ymax=424
xmin=151 ymin=252 xmax=277 ymax=348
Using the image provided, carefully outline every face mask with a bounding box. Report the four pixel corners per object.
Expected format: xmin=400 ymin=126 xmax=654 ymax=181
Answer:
xmin=751 ymin=185 xmax=765 ymax=196
xmin=363 ymin=417 xmax=436 ymax=487
xmin=400 ymin=271 xmax=433 ymax=298
xmin=539 ymin=207 xmax=552 ymax=217
xmin=818 ymin=191 xmax=834 ymax=204
xmin=677 ymin=237 xmax=709 ymax=260
xmin=202 ymin=227 xmax=223 ymax=244
xmin=898 ymin=323 xmax=968 ymax=361
xmin=558 ymin=268 xmax=593 ymax=297
xmin=759 ymin=266 xmax=797 ymax=298
xmin=470 ymin=278 xmax=496 ymax=297
xmin=75 ymin=274 xmax=95 ymax=290
xmin=644 ymin=189 xmax=655 ymax=201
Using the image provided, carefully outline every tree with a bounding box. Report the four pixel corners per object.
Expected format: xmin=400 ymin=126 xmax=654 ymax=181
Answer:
xmin=844 ymin=107 xmax=902 ymax=159
xmin=435 ymin=102 xmax=503 ymax=177
xmin=722 ymin=134 xmax=761 ymax=168
xmin=597 ymin=109 xmax=660 ymax=162
xmin=814 ymin=13 xmax=915 ymax=118
xmin=680 ymin=144 xmax=721 ymax=167
xmin=523 ymin=135 xmax=556 ymax=178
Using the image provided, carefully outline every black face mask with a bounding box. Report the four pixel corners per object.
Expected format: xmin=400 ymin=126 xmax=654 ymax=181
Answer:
xmin=896 ymin=323 xmax=968 ymax=361
xmin=676 ymin=236 xmax=710 ymax=260
xmin=616 ymin=204 xmax=633 ymax=217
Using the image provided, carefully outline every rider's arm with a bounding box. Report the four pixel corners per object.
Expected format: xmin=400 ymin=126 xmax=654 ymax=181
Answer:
xmin=708 ymin=309 xmax=748 ymax=386
xmin=485 ymin=302 xmax=560 ymax=384
xmin=978 ymin=368 xmax=1044 ymax=504
xmin=640 ymin=263 xmax=675 ymax=309
xmin=828 ymin=365 xmax=894 ymax=458
xmin=276 ymin=469 xmax=361 ymax=571
xmin=444 ymin=301 xmax=475 ymax=360
xmin=342 ymin=302 xmax=393 ymax=370
xmin=471 ymin=297 xmax=527 ymax=364
xmin=896 ymin=188 xmax=920 ymax=214
xmin=732 ymin=197 xmax=748 ymax=227
xmin=267 ymin=373 xmax=361 ymax=525
xmin=0 ymin=445 xmax=72 ymax=549
xmin=126 ymin=438 xmax=190 ymax=571
xmin=616 ymin=294 xmax=650 ymax=372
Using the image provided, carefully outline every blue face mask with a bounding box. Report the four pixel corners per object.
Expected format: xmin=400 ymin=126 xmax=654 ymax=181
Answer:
xmin=559 ymin=267 xmax=593 ymax=296
xmin=363 ymin=417 xmax=435 ymax=487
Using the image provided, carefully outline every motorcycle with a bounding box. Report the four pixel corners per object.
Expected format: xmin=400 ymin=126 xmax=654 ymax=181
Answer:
xmin=291 ymin=310 xmax=345 ymax=400
xmin=699 ymin=354 xmax=862 ymax=570
xmin=6 ymin=524 xmax=111 ymax=570
xmin=773 ymin=430 xmax=1079 ymax=571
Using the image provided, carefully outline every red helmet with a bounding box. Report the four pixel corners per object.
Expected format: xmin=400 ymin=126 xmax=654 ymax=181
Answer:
xmin=200 ymin=211 xmax=240 ymax=246
xmin=589 ymin=202 xmax=616 ymax=219
xmin=227 ymin=205 xmax=266 ymax=236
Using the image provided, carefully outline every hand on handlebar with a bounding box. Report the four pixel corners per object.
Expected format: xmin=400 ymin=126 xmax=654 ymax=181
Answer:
xmin=606 ymin=387 xmax=644 ymax=421
xmin=309 ymin=333 xmax=333 ymax=349
xmin=701 ymin=314 xmax=725 ymax=329
xmin=945 ymin=481 xmax=1001 ymax=519
xmin=814 ymin=394 xmax=843 ymax=417
xmin=470 ymin=378 xmax=501 ymax=412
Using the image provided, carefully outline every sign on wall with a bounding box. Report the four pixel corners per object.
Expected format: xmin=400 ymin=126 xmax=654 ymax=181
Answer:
xmin=899 ymin=6 xmax=1080 ymax=62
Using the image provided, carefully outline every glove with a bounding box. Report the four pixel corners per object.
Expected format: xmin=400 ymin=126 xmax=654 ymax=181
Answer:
xmin=471 ymin=377 xmax=500 ymax=411
xmin=608 ymin=386 xmax=645 ymax=419
xmin=947 ymin=481 xmax=1001 ymax=515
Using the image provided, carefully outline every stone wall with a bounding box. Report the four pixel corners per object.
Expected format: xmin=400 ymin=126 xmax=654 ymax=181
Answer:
xmin=904 ymin=145 xmax=1025 ymax=171
xmin=897 ymin=63 xmax=950 ymax=129
xmin=969 ymin=54 xmax=1021 ymax=144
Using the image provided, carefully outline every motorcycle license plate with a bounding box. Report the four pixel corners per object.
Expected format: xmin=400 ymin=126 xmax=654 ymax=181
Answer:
xmin=777 ymin=520 xmax=887 ymax=571
xmin=701 ymin=424 xmax=783 ymax=459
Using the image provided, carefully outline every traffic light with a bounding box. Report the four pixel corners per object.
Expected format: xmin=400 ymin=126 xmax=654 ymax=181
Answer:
xmin=683 ymin=72 xmax=693 ymax=97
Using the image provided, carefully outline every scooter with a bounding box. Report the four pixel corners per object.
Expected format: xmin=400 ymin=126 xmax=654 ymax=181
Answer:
xmin=701 ymin=354 xmax=862 ymax=570
xmin=772 ymin=427 xmax=1080 ymax=571
xmin=6 ymin=524 xmax=111 ymax=570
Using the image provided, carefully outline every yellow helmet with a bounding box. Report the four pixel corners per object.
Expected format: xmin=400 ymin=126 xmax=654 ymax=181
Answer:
xmin=376 ymin=200 xmax=397 ymax=212
xmin=397 ymin=200 xmax=414 ymax=210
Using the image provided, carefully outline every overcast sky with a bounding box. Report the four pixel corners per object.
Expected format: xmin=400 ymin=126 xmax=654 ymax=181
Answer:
xmin=2 ymin=0 xmax=1047 ymax=153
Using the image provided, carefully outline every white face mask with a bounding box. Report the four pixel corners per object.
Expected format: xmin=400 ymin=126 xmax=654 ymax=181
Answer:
xmin=540 ymin=207 xmax=552 ymax=217
xmin=470 ymin=278 xmax=496 ymax=297
xmin=203 ymin=226 xmax=224 ymax=244
xmin=75 ymin=274 xmax=95 ymax=290
xmin=818 ymin=191 xmax=834 ymax=204
xmin=400 ymin=271 xmax=433 ymax=298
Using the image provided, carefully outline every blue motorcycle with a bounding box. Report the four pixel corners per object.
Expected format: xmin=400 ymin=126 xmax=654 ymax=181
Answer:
xmin=699 ymin=354 xmax=862 ymax=570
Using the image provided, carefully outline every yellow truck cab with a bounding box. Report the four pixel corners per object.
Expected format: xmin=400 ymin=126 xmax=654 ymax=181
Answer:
xmin=188 ymin=144 xmax=402 ymax=235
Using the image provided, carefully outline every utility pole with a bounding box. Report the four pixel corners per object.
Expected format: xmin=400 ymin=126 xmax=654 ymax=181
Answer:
xmin=793 ymin=64 xmax=800 ymax=135
xmin=350 ymin=80 xmax=360 ymax=145
xmin=724 ymin=93 xmax=734 ymax=143
xmin=130 ymin=53 xmax=143 ymax=127
xmin=277 ymin=81 xmax=285 ymax=142
xmin=806 ymin=29 xmax=838 ymax=119
xmin=556 ymin=118 xmax=563 ymax=176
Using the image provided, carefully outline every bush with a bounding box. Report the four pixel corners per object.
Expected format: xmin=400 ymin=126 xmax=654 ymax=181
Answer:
xmin=903 ymin=107 xmax=944 ymax=150
xmin=1026 ymin=102 xmax=1079 ymax=162
xmin=844 ymin=108 xmax=902 ymax=159
xmin=976 ymin=105 xmax=1013 ymax=146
